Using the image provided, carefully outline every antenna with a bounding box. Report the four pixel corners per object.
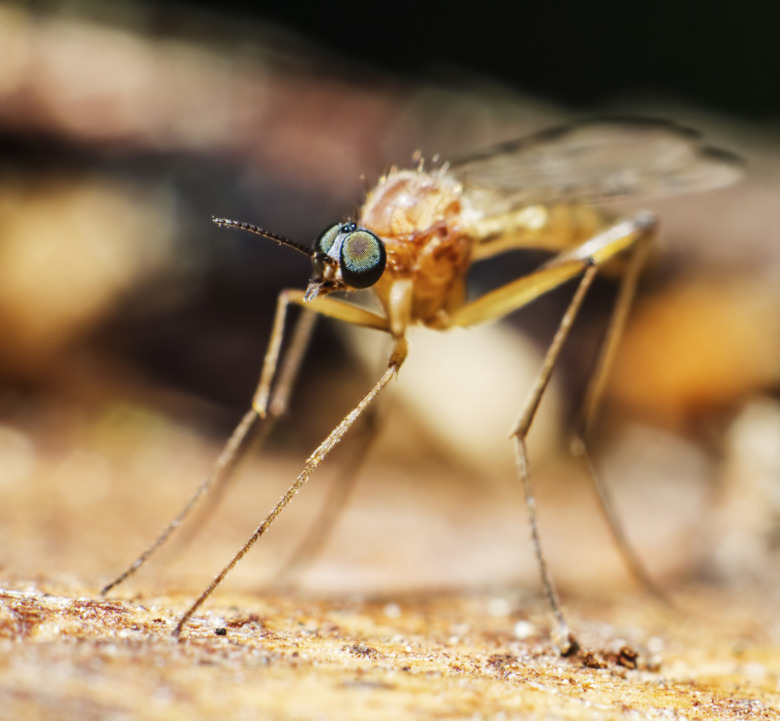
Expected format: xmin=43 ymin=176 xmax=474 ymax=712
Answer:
xmin=212 ymin=217 xmax=316 ymax=259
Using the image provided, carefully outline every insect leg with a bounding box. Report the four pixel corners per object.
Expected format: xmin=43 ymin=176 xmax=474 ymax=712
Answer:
xmin=173 ymin=337 xmax=407 ymax=637
xmin=101 ymin=290 xmax=387 ymax=596
xmin=166 ymin=308 xmax=321 ymax=556
xmin=448 ymin=213 xmax=656 ymax=654
xmin=100 ymin=293 xmax=318 ymax=595
xmin=449 ymin=214 xmax=653 ymax=329
xmin=273 ymin=399 xmax=383 ymax=589
xmin=568 ymin=222 xmax=670 ymax=601
xmin=511 ymin=264 xmax=598 ymax=655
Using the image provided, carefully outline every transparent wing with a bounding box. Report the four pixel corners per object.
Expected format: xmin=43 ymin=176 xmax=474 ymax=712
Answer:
xmin=451 ymin=118 xmax=744 ymax=210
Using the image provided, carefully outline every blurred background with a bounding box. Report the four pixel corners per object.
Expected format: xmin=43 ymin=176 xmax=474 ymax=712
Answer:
xmin=0 ymin=0 xmax=778 ymax=600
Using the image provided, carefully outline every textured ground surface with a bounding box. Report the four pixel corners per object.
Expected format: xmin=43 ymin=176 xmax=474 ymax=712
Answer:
xmin=1 ymin=415 xmax=778 ymax=721
xmin=1 ymin=579 xmax=778 ymax=720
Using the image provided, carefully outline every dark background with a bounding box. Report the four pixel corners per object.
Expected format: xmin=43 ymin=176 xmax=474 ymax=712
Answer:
xmin=171 ymin=0 xmax=777 ymax=117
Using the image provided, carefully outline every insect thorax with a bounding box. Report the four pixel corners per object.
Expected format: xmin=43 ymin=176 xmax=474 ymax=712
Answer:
xmin=360 ymin=168 xmax=473 ymax=325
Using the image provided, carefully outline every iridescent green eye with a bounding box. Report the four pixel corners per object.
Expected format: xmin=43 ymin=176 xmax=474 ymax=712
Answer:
xmin=340 ymin=229 xmax=385 ymax=288
xmin=314 ymin=222 xmax=386 ymax=289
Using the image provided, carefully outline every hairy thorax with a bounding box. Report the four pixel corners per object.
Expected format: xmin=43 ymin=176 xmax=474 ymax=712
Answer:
xmin=359 ymin=168 xmax=474 ymax=327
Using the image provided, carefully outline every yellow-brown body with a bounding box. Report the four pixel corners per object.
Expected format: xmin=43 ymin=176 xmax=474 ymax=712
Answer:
xmin=360 ymin=167 xmax=611 ymax=334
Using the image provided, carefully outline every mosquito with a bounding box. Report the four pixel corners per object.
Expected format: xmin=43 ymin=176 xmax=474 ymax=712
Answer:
xmin=101 ymin=118 xmax=742 ymax=653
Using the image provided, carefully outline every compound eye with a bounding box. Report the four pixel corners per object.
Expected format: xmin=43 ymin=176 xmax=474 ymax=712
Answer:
xmin=340 ymin=228 xmax=386 ymax=288
xmin=314 ymin=223 xmax=342 ymax=255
